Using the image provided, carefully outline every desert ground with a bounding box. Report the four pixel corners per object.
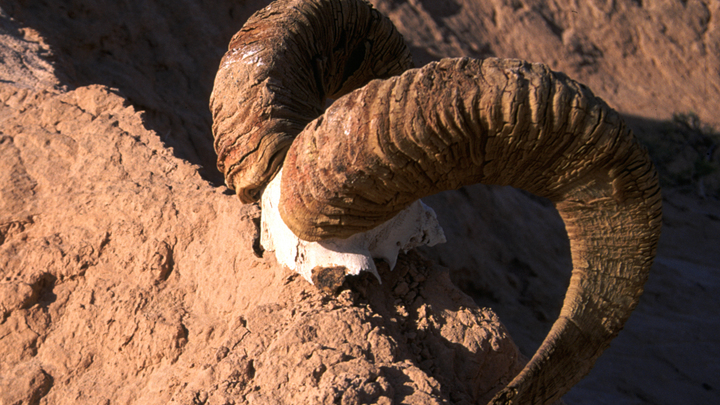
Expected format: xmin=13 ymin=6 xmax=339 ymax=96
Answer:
xmin=1 ymin=0 xmax=718 ymax=404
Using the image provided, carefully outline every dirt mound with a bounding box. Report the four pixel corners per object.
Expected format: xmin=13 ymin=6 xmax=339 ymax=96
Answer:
xmin=0 ymin=81 xmax=522 ymax=404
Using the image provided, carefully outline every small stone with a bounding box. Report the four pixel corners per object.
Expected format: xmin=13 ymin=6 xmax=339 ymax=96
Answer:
xmin=311 ymin=265 xmax=347 ymax=295
xmin=404 ymin=290 xmax=417 ymax=302
xmin=394 ymin=281 xmax=409 ymax=296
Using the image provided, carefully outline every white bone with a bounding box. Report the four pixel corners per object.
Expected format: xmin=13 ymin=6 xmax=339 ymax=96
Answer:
xmin=260 ymin=169 xmax=446 ymax=283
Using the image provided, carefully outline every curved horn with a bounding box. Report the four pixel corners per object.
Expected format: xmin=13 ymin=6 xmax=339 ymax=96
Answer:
xmin=279 ymin=57 xmax=662 ymax=404
xmin=210 ymin=0 xmax=413 ymax=203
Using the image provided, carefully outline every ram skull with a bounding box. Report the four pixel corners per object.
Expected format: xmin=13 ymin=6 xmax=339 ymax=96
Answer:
xmin=210 ymin=1 xmax=662 ymax=404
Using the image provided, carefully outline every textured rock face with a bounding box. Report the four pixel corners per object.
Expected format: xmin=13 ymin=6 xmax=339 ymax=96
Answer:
xmin=1 ymin=0 xmax=718 ymax=404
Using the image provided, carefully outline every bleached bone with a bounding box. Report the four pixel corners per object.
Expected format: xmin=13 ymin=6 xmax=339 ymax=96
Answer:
xmin=260 ymin=169 xmax=446 ymax=283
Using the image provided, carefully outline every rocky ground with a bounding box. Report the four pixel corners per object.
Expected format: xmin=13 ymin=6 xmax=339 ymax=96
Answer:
xmin=1 ymin=0 xmax=719 ymax=404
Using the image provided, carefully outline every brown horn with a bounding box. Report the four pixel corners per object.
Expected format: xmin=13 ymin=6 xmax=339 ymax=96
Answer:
xmin=279 ymin=57 xmax=662 ymax=404
xmin=210 ymin=0 xmax=413 ymax=203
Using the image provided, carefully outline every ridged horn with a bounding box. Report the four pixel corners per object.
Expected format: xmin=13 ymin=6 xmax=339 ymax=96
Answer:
xmin=210 ymin=0 xmax=413 ymax=203
xmin=279 ymin=57 xmax=662 ymax=404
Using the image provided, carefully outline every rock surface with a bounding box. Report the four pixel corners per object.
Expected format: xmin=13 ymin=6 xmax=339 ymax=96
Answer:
xmin=1 ymin=0 xmax=719 ymax=404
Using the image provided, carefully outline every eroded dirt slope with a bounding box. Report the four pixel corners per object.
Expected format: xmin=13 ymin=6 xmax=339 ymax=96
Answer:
xmin=0 ymin=81 xmax=523 ymax=404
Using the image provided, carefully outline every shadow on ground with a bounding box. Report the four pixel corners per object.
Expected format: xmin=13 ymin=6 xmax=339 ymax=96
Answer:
xmin=4 ymin=0 xmax=274 ymax=185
